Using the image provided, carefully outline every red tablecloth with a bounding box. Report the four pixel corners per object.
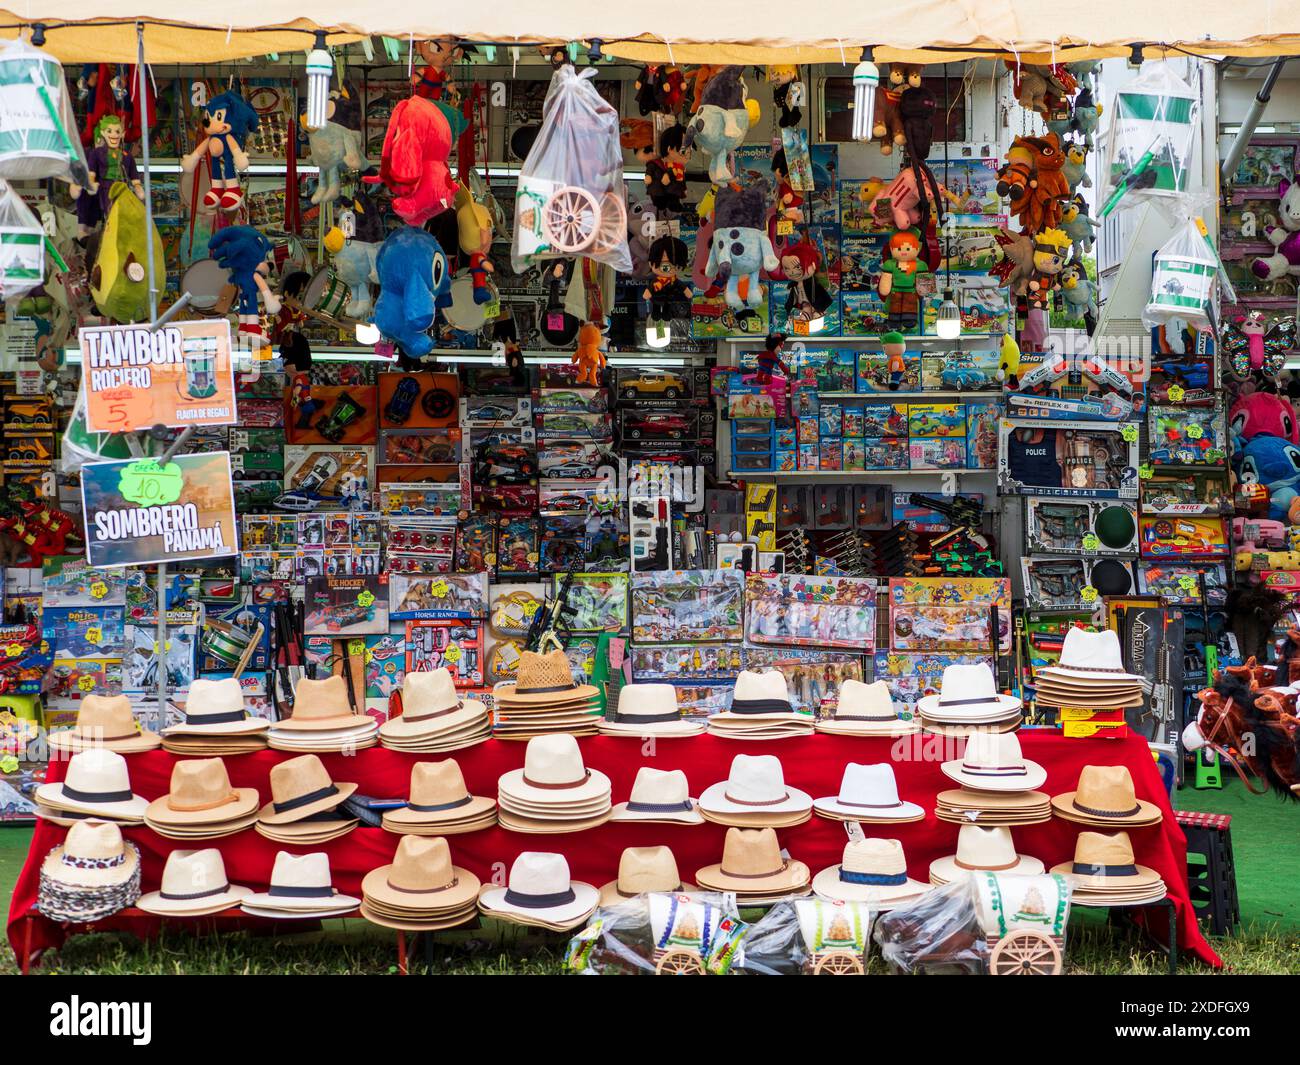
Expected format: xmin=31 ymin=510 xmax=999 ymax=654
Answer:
xmin=7 ymin=730 xmax=1220 ymax=968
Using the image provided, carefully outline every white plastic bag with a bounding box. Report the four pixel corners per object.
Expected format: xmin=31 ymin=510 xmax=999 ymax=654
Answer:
xmin=0 ymin=178 xmax=45 ymax=300
xmin=1100 ymin=63 xmax=1198 ymax=214
xmin=1142 ymin=218 xmax=1230 ymax=331
xmin=0 ymin=38 xmax=89 ymax=183
xmin=511 ymin=66 xmax=631 ymax=275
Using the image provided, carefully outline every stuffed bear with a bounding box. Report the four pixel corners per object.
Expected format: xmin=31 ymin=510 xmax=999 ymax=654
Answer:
xmin=1253 ymin=178 xmax=1300 ymax=282
xmin=303 ymin=86 xmax=366 ymax=207
xmin=872 ymin=63 xmax=923 ymax=156
xmin=181 ymin=90 xmax=257 ymax=212
xmin=89 ymin=181 xmax=165 ymax=324
xmin=705 ymin=183 xmax=778 ymax=315
xmin=208 ymin=225 xmax=279 ymax=346
xmin=684 ymin=66 xmax=757 ymax=184
xmin=373 ymin=226 xmax=451 ymax=359
xmin=371 ymin=96 xmax=459 ymax=228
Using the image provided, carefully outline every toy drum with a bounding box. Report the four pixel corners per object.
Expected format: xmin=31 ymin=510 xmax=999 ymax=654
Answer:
xmin=305 ymin=269 xmax=348 ymax=320
xmin=181 ymin=258 xmax=232 ymax=310
xmin=200 ymin=618 xmax=255 ymax=667
xmin=182 ymin=336 xmax=219 ymax=399
xmin=443 ymin=271 xmax=490 ymax=332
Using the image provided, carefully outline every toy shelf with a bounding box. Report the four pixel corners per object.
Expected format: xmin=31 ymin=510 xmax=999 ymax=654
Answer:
xmin=721 ymin=334 xmax=1001 ymax=346
xmin=726 ymin=468 xmax=995 ymax=481
xmin=814 ymin=390 xmax=997 ymax=401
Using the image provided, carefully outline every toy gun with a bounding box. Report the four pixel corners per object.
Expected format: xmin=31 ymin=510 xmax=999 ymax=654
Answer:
xmin=526 ymin=569 xmax=578 ymax=653
xmin=907 ymin=493 xmax=982 ymax=529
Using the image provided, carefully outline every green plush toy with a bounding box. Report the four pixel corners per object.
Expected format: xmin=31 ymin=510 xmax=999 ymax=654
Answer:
xmin=90 ymin=180 xmax=164 ymax=323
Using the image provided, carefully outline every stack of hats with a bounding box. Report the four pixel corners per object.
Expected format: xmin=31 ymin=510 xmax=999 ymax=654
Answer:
xmin=695 ymin=827 xmax=811 ymax=905
xmin=815 ymin=679 xmax=919 ymax=737
xmin=699 ymin=754 xmax=812 ymax=828
xmin=813 ymin=763 xmax=924 ymax=824
xmin=935 ymin=732 xmax=1051 ymax=825
xmin=478 ymin=851 xmax=599 ymax=931
xmin=137 ymin=848 xmax=251 ymax=916
xmin=813 ymin=838 xmax=927 ymax=909
xmin=1051 ymin=831 xmax=1167 ymax=906
xmin=382 ymin=761 xmax=497 ymax=836
xmin=610 ymin=767 xmax=702 ymax=825
xmin=35 ymin=821 xmax=141 ymax=923
xmin=378 ymin=669 xmax=491 ymax=753
xmin=161 ymin=678 xmax=268 ymax=755
xmin=35 ymin=749 xmax=147 ymax=825
xmin=240 ymin=852 xmax=360 ymax=919
xmin=268 ymin=675 xmax=378 ymax=752
xmin=361 ymin=837 xmax=481 ymax=930
xmin=916 ymin=663 xmax=1022 ymax=735
xmin=598 ymin=683 xmax=704 ymax=738
xmin=47 ymin=695 xmax=160 ymax=755
xmin=1033 ymin=628 xmax=1145 ymax=709
xmin=496 ymin=734 xmax=612 ymax=832
xmin=706 ymin=670 xmax=813 ymax=740
xmin=1050 ymin=765 xmax=1162 ymax=828
xmin=599 ymin=846 xmax=694 ymax=907
xmin=928 ymin=825 xmax=1044 ymax=885
xmin=256 ymin=754 xmax=359 ymax=844
xmin=491 ymin=650 xmax=602 ymax=739
xmin=144 ymin=758 xmax=260 ymax=840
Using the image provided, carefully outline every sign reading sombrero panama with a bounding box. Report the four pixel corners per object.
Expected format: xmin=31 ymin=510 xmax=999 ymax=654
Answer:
xmin=79 ymin=319 xmax=236 ymax=434
xmin=81 ymin=451 xmax=238 ymax=568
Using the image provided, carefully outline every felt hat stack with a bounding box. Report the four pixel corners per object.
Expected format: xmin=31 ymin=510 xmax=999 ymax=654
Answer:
xmin=35 ymin=749 xmax=148 ymax=825
xmin=382 ymin=760 xmax=497 ymax=835
xmin=916 ymin=663 xmax=1022 ymax=735
xmin=378 ymin=669 xmax=491 ymax=753
xmin=1033 ymin=628 xmax=1145 ymax=709
xmin=255 ymin=754 xmax=359 ymax=844
xmin=240 ymin=852 xmax=360 ymax=919
xmin=490 ymin=650 xmax=602 ymax=739
xmin=361 ymin=836 xmax=482 ymax=931
xmin=934 ymin=732 xmax=1051 ymax=825
xmin=812 ymin=838 xmax=927 ymax=909
xmin=267 ymin=675 xmax=378 ymax=753
xmin=137 ymin=848 xmax=251 ymax=916
xmin=496 ymin=734 xmax=612 ymax=833
xmin=928 ymin=825 xmax=1044 ymax=885
xmin=815 ymin=679 xmax=919 ymax=737
xmin=695 ymin=827 xmax=811 ymax=905
xmin=161 ymin=678 xmax=269 ymax=755
xmin=47 ymin=695 xmax=160 ymax=755
xmin=35 ymin=820 xmax=141 ymax=923
xmin=706 ymin=670 xmax=814 ymax=740
xmin=1050 ymin=831 xmax=1167 ymax=905
xmin=144 ymin=758 xmax=260 ymax=840
xmin=813 ymin=763 xmax=925 ymax=824
xmin=1050 ymin=765 xmax=1163 ymax=827
xmin=598 ymin=846 xmax=694 ymax=907
xmin=610 ymin=767 xmax=703 ymax=825
xmin=598 ymin=682 xmax=705 ymax=738
xmin=699 ymin=754 xmax=812 ymax=828
xmin=478 ymin=851 xmax=599 ymax=931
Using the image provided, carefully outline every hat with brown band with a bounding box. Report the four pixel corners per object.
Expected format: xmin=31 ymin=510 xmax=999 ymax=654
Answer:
xmin=362 ymin=836 xmax=481 ymax=913
xmin=145 ymin=757 xmax=260 ymax=826
xmin=497 ymin=733 xmax=611 ymax=807
xmin=598 ymin=846 xmax=695 ymax=907
xmin=493 ymin=650 xmax=598 ymax=705
xmin=1050 ymin=765 xmax=1162 ymax=826
xmin=380 ymin=668 xmax=488 ymax=739
xmin=699 ymin=754 xmax=812 ymax=820
xmin=928 ymin=825 xmax=1045 ymax=884
xmin=48 ymin=695 xmax=160 ymax=754
xmin=694 ymin=827 xmax=810 ymax=894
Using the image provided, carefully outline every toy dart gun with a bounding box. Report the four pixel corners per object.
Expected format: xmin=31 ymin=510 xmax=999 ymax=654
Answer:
xmin=916 ymin=528 xmax=1005 ymax=578
xmin=907 ymin=492 xmax=982 ymax=530
xmin=526 ymin=569 xmax=579 ymax=653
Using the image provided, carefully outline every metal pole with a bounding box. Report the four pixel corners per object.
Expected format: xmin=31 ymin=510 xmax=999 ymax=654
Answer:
xmin=151 ymin=426 xmax=193 ymax=731
xmin=1219 ymin=59 xmax=1287 ymax=189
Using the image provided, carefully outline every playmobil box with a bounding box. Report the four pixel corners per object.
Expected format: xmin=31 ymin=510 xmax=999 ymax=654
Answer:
xmin=859 ymin=402 xmax=909 ymax=437
xmin=908 ymin=403 xmax=966 ymax=438
xmin=862 ymin=439 xmax=910 ymax=470
xmin=818 ymin=404 xmax=843 ymax=438
xmin=909 ymin=437 xmax=968 ymax=470
xmin=819 ymin=440 xmax=843 ymax=470
xmin=798 ymin=444 xmax=819 ymax=470
xmin=856 ymin=349 xmax=921 ymax=392
xmin=797 ymin=417 xmax=819 ymax=444
xmin=843 ymin=438 xmax=866 ymax=471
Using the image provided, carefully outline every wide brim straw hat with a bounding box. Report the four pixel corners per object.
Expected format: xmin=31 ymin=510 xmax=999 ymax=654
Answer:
xmin=493 ymin=649 xmax=598 ymax=705
xmin=35 ymin=749 xmax=149 ymax=820
xmin=1049 ymin=765 xmax=1162 ymax=826
xmin=39 ymin=821 xmax=140 ymax=889
xmin=163 ymin=678 xmax=268 ymax=735
xmin=380 ymin=699 xmax=487 ymax=739
xmin=274 ymin=675 xmax=366 ymax=731
xmin=1037 ymin=627 xmax=1143 ymax=684
xmin=145 ymin=758 xmax=260 ymax=826
xmin=48 ymin=695 xmax=161 ymax=753
xmin=915 ymin=663 xmax=1021 ymax=718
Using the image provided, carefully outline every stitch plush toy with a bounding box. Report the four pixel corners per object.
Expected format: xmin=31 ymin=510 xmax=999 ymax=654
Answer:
xmin=324 ymin=228 xmax=380 ymax=320
xmin=180 ymin=90 xmax=257 ymax=212
xmin=572 ymin=322 xmax=605 ymax=387
xmin=1060 ymin=193 xmax=1099 ymax=252
xmin=705 ymin=183 xmax=778 ymax=316
xmin=303 ymin=86 xmax=366 ymax=207
xmin=684 ymin=66 xmax=759 ymax=184
xmin=1252 ymin=178 xmax=1300 ymax=281
xmin=208 ymin=225 xmax=280 ymax=346
xmin=371 ymin=96 xmax=459 ymax=228
xmin=1229 ymin=390 xmax=1299 ymax=445
xmin=872 ymin=64 xmax=923 ymax=155
xmin=1236 ymin=434 xmax=1300 ymax=523
xmin=373 ymin=226 xmax=451 ymax=359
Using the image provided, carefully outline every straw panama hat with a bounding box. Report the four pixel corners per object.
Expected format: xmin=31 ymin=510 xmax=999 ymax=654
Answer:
xmin=39 ymin=820 xmax=139 ymax=889
xmin=383 ymin=760 xmax=496 ymax=826
xmin=941 ymin=732 xmax=1047 ymax=793
xmin=611 ymin=767 xmax=703 ymax=824
xmin=812 ymin=838 xmax=927 ymax=904
xmin=137 ymin=848 xmax=251 ymax=915
xmin=380 ymin=668 xmax=487 ymax=738
xmin=497 ymin=733 xmax=611 ymax=806
xmin=276 ymin=675 xmax=363 ymax=731
xmin=818 ymin=679 xmax=915 ymax=735
xmin=1050 ymin=765 xmax=1162 ymax=825
xmin=363 ymin=836 xmax=482 ymax=911
xmin=599 ymin=683 xmax=704 ymax=736
xmin=48 ymin=694 xmax=160 ymax=753
xmin=164 ymin=678 xmax=267 ymax=735
xmin=257 ymin=754 xmax=359 ymax=824
xmin=494 ymin=649 xmax=598 ymax=704
xmin=599 ymin=846 xmax=694 ymax=907
xmin=714 ymin=669 xmax=798 ymax=720
xmin=929 ymin=825 xmax=1044 ymax=883
xmin=1050 ymin=830 xmax=1163 ymax=891
xmin=242 ymin=852 xmax=360 ymax=912
xmin=478 ymin=851 xmax=599 ymax=925
xmin=916 ymin=663 xmax=1021 ymax=718
xmin=699 ymin=754 xmax=812 ymax=818
xmin=694 ymin=827 xmax=810 ymax=894
xmin=814 ymin=763 xmax=924 ymax=821
xmin=36 ymin=749 xmax=148 ymax=819
xmin=1038 ymin=628 xmax=1142 ymax=683
xmin=145 ymin=758 xmax=260 ymax=826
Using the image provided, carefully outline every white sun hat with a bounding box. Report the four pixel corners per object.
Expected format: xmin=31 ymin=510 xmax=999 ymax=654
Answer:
xmin=164 ymin=678 xmax=268 ymax=735
xmin=497 ymin=733 xmax=612 ymax=806
xmin=241 ymin=852 xmax=360 ymax=913
xmin=610 ymin=767 xmax=703 ymax=824
xmin=712 ymin=669 xmax=799 ymax=720
xmin=916 ymin=663 xmax=1021 ymax=719
xmin=35 ymin=748 xmax=148 ymax=820
xmin=928 ymin=825 xmax=1045 ymax=884
xmin=478 ymin=852 xmax=599 ymax=927
xmin=814 ymin=763 xmax=924 ymax=821
xmin=940 ymin=731 xmax=1047 ymax=792
xmin=599 ymin=683 xmax=705 ymax=736
xmin=698 ymin=754 xmax=812 ymax=818
xmin=136 ymin=849 xmax=251 ymax=915
xmin=1036 ymin=628 xmax=1143 ymax=684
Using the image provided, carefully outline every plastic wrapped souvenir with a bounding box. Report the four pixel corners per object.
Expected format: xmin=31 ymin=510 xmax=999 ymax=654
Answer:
xmin=0 ymin=38 xmax=89 ymax=183
xmin=1142 ymin=219 xmax=1232 ymax=332
xmin=0 ymin=178 xmax=45 ymax=300
xmin=566 ymin=891 xmax=747 ymax=975
xmin=1099 ymin=63 xmax=1198 ymax=215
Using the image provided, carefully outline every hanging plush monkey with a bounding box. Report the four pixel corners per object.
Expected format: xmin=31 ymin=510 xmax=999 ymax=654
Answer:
xmin=898 ymin=85 xmax=945 ymax=269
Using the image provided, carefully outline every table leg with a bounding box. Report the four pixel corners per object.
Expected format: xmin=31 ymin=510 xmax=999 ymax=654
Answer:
xmin=396 ymin=931 xmax=407 ymax=976
xmin=423 ymin=931 xmax=434 ymax=971
xmin=21 ymin=917 xmax=33 ymax=976
xmin=1167 ymin=900 xmax=1178 ymax=976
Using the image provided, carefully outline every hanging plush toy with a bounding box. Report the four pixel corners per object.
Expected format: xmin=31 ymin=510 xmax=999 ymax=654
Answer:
xmin=1060 ymin=193 xmax=1099 ymax=252
xmin=71 ymin=114 xmax=143 ymax=237
xmin=1236 ymin=435 xmax=1300 ymax=523
xmin=1006 ymin=61 xmax=1076 ymax=116
xmin=872 ymin=64 xmax=923 ymax=156
xmin=1059 ymin=262 xmax=1099 ymax=333
xmin=897 ymin=86 xmax=946 ymax=266
xmin=370 ymin=96 xmax=459 ymax=228
xmin=779 ymin=238 xmax=833 ymax=324
xmin=89 ymin=181 xmax=165 ymax=323
xmin=373 ymin=226 xmax=451 ymax=359
xmin=77 ymin=63 xmax=125 ymax=148
xmin=877 ymin=228 xmax=930 ymax=332
xmin=770 ymin=66 xmax=803 ymax=128
xmin=572 ymin=322 xmax=605 ymax=387
xmin=633 ymin=66 xmax=661 ymax=115
xmin=323 ymin=228 xmax=380 ymax=319
xmin=1229 ymin=390 xmax=1299 ymax=445
xmin=207 ymin=225 xmax=279 ymax=346
xmin=412 ymin=37 xmax=463 ymax=101
xmin=1062 ymin=142 xmax=1091 ymax=191
xmin=643 ymin=125 xmax=692 ymax=214
xmin=705 ymin=183 xmax=778 ymax=318
xmin=454 ymin=186 xmax=495 ymax=305
xmin=1223 ymin=312 xmax=1294 ymax=378
xmin=302 ymin=84 xmax=366 ymax=206
xmin=1002 ymin=227 xmax=1073 ymax=349
xmin=1252 ymin=178 xmax=1300 ymax=282
xmin=771 ymin=149 xmax=804 ymax=223
xmin=684 ymin=66 xmax=759 ymax=184
xmin=997 ymin=133 xmax=1068 ymax=235
xmin=642 ymin=235 xmax=693 ymax=322
xmin=181 ymin=90 xmax=257 ymax=212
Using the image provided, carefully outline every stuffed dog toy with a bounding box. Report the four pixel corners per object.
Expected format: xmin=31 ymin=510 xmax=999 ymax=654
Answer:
xmin=374 ymin=226 xmax=451 ymax=358
xmin=706 ymin=183 xmax=778 ymax=314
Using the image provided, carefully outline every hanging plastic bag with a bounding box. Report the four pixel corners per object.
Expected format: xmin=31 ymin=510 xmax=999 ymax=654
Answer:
xmin=511 ymin=66 xmax=631 ymax=275
xmin=565 ymin=891 xmax=747 ymax=974
xmin=1099 ymin=63 xmax=1198 ymax=216
xmin=1142 ymin=217 xmax=1233 ymax=331
xmin=0 ymin=38 xmax=89 ymax=184
xmin=0 ymin=178 xmax=45 ymax=300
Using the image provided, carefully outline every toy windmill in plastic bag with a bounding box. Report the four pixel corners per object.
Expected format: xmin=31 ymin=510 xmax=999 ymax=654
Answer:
xmin=1099 ymin=63 xmax=1198 ymax=219
xmin=511 ymin=66 xmax=631 ymax=274
xmin=0 ymin=179 xmax=46 ymax=300
xmin=0 ymin=38 xmax=89 ymax=185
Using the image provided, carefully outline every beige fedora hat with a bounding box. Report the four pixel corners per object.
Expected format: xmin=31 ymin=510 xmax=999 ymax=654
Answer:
xmin=941 ymin=731 xmax=1047 ymax=793
xmin=1050 ymin=830 xmax=1164 ymax=891
xmin=1050 ymin=765 xmax=1162 ymax=825
xmin=242 ymin=851 xmax=360 ymax=912
xmin=381 ymin=669 xmax=488 ymax=739
xmin=145 ymin=758 xmax=260 ymax=826
xmin=137 ymin=848 xmax=251 ymax=915
xmin=698 ymin=754 xmax=812 ymax=818
xmin=275 ymin=675 xmax=363 ymax=731
xmin=497 ymin=733 xmax=611 ymax=806
xmin=362 ymin=836 xmax=481 ymax=912
xmin=164 ymin=678 xmax=268 ymax=736
xmin=610 ymin=767 xmax=703 ymax=824
xmin=48 ymin=695 xmax=160 ymax=754
xmin=599 ymin=846 xmax=694 ymax=907
xmin=817 ymin=679 xmax=917 ymax=735
xmin=478 ymin=851 xmax=599 ymax=926
xmin=712 ymin=669 xmax=799 ymax=721
xmin=35 ymin=748 xmax=148 ymax=820
xmin=929 ymin=825 xmax=1044 ymax=883
xmin=39 ymin=820 xmax=139 ymax=889
xmin=814 ymin=763 xmax=924 ymax=822
xmin=695 ymin=827 xmax=810 ymax=894
xmin=811 ymin=838 xmax=927 ymax=905
xmin=383 ymin=760 xmax=496 ymax=827
xmin=916 ymin=663 xmax=1021 ymax=718
xmin=1037 ymin=628 xmax=1142 ymax=684
xmin=493 ymin=650 xmax=598 ymax=705
xmin=257 ymin=754 xmax=358 ymax=825
xmin=599 ymin=683 xmax=704 ymax=736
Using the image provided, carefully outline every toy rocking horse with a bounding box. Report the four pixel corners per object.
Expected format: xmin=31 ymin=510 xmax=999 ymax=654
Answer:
xmin=1186 ymin=669 xmax=1300 ymax=798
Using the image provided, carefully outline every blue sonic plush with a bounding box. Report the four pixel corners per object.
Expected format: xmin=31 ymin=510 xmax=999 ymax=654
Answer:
xmin=684 ymin=66 xmax=759 ymax=184
xmin=374 ymin=226 xmax=450 ymax=359
xmin=1237 ymin=434 xmax=1300 ymax=523
xmin=705 ymin=184 xmax=778 ymax=316
xmin=207 ymin=225 xmax=279 ymax=347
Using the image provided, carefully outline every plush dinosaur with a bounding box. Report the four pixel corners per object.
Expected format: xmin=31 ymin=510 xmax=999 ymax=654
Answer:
xmin=89 ymin=180 xmax=164 ymax=323
xmin=373 ymin=226 xmax=451 ymax=358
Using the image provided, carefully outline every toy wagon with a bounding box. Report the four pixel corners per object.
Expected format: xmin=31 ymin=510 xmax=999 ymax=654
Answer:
xmin=975 ymin=872 xmax=1070 ymax=975
xmin=794 ymin=898 xmax=870 ymax=974
xmin=646 ymin=892 xmax=748 ymax=975
xmin=515 ymin=176 xmax=625 ymax=259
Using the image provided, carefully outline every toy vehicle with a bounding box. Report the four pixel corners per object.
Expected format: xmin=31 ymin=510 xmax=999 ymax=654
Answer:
xmin=544 ymin=390 xmax=604 ymax=413
xmin=315 ymin=392 xmax=367 ymax=442
xmin=465 ymin=401 xmax=524 ymax=424
xmin=939 ymin=354 xmax=988 ymax=390
xmin=542 ymin=414 xmax=598 ymax=435
xmin=4 ymin=402 xmax=53 ymax=429
xmin=1155 ymin=361 xmax=1211 ymax=389
xmin=541 ymin=493 xmax=591 ymax=513
xmin=544 ymin=460 xmax=599 ymax=478
xmin=475 ymin=443 xmax=537 ymax=487
xmin=292 ymin=456 xmax=340 ymax=495
xmin=621 ymin=373 xmax=687 ymax=399
xmin=383 ymin=378 xmax=422 ymax=424
xmin=626 ymin=413 xmax=690 ymax=440
xmin=272 ymin=491 xmax=327 ymax=512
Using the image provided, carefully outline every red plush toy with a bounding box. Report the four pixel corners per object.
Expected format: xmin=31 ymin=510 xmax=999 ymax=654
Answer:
xmin=370 ymin=96 xmax=459 ymax=227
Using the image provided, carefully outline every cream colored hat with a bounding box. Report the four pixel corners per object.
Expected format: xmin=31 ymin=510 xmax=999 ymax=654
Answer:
xmin=1050 ymin=830 xmax=1164 ymax=891
xmin=362 ymin=836 xmax=482 ymax=912
xmin=48 ymin=695 xmax=160 ymax=753
xmin=812 ymin=838 xmax=927 ymax=904
xmin=820 ymin=679 xmax=915 ymax=735
xmin=275 ymin=675 xmax=363 ymax=731
xmin=814 ymin=763 xmax=924 ymax=821
xmin=381 ymin=669 xmax=487 ymax=739
xmin=928 ymin=825 xmax=1044 ymax=883
xmin=1038 ymin=628 xmax=1142 ymax=684
xmin=611 ymin=767 xmax=703 ymax=824
xmin=599 ymin=846 xmax=693 ymax=907
xmin=257 ymin=754 xmax=358 ymax=825
xmin=694 ymin=827 xmax=810 ymax=894
xmin=497 ymin=733 xmax=611 ymax=806
xmin=720 ymin=669 xmax=795 ymax=719
xmin=241 ymin=852 xmax=360 ymax=912
xmin=1050 ymin=765 xmax=1162 ymax=826
xmin=35 ymin=748 xmax=148 ymax=819
xmin=145 ymin=758 xmax=260 ymax=826
xmin=39 ymin=820 xmax=140 ymax=889
xmin=137 ymin=848 xmax=251 ymax=915
xmin=383 ymin=760 xmax=496 ymax=826
xmin=478 ymin=851 xmax=599 ymax=926
xmin=698 ymin=754 xmax=812 ymax=817
xmin=916 ymin=663 xmax=1021 ymax=718
xmin=165 ymin=678 xmax=267 ymax=735
xmin=941 ymin=732 xmax=1047 ymax=793
xmin=599 ymin=683 xmax=704 ymax=736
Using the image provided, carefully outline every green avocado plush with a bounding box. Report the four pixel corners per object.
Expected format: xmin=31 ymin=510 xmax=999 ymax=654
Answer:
xmin=90 ymin=181 xmax=164 ymax=323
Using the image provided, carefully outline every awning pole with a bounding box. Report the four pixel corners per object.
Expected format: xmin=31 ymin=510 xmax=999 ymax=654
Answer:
xmin=1219 ymin=59 xmax=1287 ymax=188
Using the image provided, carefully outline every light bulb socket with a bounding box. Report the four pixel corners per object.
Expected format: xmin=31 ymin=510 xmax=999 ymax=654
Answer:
xmin=588 ymin=38 xmax=603 ymax=63
xmin=859 ymin=45 xmax=875 ymax=63
xmin=30 ymin=22 xmax=46 ymax=47
xmin=1128 ymin=43 xmax=1145 ymax=67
